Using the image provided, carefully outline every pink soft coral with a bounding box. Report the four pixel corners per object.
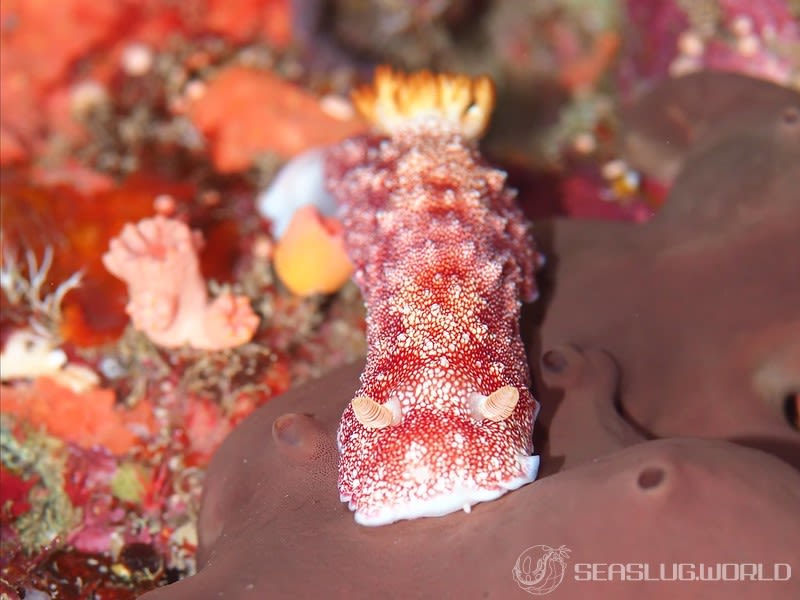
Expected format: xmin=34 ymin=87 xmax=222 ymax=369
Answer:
xmin=102 ymin=216 xmax=259 ymax=350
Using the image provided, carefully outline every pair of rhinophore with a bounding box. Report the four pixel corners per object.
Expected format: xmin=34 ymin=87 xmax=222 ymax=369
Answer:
xmin=350 ymin=385 xmax=521 ymax=428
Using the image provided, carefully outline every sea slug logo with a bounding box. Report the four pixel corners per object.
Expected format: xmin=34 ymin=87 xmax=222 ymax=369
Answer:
xmin=512 ymin=544 xmax=571 ymax=595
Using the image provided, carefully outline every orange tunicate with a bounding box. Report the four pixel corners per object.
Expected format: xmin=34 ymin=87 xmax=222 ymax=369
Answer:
xmin=273 ymin=205 xmax=353 ymax=297
xmin=203 ymin=0 xmax=293 ymax=48
xmin=0 ymin=0 xmax=128 ymax=164
xmin=187 ymin=66 xmax=366 ymax=172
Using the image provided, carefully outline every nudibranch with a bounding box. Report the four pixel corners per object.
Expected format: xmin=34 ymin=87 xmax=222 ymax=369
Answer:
xmin=325 ymin=67 xmax=542 ymax=526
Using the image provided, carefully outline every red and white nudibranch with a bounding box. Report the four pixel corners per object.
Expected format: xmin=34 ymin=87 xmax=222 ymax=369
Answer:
xmin=325 ymin=67 xmax=542 ymax=526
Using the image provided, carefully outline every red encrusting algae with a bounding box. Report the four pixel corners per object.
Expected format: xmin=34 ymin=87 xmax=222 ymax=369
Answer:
xmin=326 ymin=67 xmax=542 ymax=526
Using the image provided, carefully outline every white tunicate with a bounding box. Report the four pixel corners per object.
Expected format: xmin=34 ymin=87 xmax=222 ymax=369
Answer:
xmin=256 ymin=147 xmax=338 ymax=239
